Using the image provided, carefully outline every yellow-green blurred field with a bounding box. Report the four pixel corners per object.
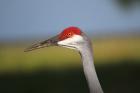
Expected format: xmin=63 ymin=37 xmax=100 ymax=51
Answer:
xmin=0 ymin=36 xmax=140 ymax=72
xmin=0 ymin=36 xmax=140 ymax=93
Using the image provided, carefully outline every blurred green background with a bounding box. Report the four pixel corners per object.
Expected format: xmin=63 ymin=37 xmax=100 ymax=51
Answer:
xmin=0 ymin=0 xmax=140 ymax=93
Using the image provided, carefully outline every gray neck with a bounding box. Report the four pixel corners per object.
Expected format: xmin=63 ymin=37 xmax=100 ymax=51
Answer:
xmin=79 ymin=43 xmax=103 ymax=93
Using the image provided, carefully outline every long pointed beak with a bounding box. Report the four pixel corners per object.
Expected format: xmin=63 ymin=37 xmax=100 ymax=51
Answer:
xmin=24 ymin=35 xmax=59 ymax=52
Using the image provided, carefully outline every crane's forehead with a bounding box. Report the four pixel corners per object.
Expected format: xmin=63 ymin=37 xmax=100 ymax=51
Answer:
xmin=59 ymin=27 xmax=82 ymax=40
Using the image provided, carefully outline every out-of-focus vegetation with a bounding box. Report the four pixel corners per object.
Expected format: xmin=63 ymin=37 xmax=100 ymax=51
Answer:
xmin=0 ymin=36 xmax=140 ymax=72
xmin=0 ymin=35 xmax=140 ymax=93
xmin=117 ymin=0 xmax=140 ymax=8
xmin=0 ymin=63 xmax=140 ymax=93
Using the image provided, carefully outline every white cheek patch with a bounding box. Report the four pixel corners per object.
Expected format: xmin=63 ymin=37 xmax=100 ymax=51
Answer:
xmin=58 ymin=35 xmax=83 ymax=46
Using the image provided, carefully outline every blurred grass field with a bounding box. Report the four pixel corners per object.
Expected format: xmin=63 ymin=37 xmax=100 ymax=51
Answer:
xmin=0 ymin=36 xmax=140 ymax=93
xmin=0 ymin=36 xmax=140 ymax=72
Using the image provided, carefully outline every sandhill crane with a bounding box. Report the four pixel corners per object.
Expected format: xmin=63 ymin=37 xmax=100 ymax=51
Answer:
xmin=25 ymin=27 xmax=104 ymax=93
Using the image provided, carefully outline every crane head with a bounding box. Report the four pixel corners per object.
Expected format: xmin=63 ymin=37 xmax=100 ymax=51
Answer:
xmin=25 ymin=26 xmax=88 ymax=52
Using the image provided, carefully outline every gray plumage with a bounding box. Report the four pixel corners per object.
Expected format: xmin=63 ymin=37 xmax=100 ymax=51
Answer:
xmin=79 ymin=34 xmax=103 ymax=93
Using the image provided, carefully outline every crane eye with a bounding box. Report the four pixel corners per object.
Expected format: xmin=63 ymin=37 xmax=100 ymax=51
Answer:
xmin=67 ymin=32 xmax=73 ymax=37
